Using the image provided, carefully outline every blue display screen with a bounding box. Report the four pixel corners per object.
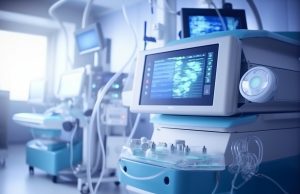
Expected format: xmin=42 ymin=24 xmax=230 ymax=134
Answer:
xmin=76 ymin=29 xmax=100 ymax=53
xmin=140 ymin=44 xmax=219 ymax=106
xmin=189 ymin=16 xmax=240 ymax=36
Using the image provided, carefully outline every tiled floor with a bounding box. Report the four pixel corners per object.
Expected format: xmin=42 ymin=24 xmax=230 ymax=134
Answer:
xmin=0 ymin=145 xmax=127 ymax=194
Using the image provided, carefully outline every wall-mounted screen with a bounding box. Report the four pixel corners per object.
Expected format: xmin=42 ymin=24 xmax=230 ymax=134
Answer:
xmin=181 ymin=8 xmax=247 ymax=38
xmin=75 ymin=23 xmax=103 ymax=55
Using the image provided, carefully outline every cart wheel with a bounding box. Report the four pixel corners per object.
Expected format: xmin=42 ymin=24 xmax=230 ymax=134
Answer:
xmin=114 ymin=181 xmax=120 ymax=186
xmin=80 ymin=183 xmax=90 ymax=194
xmin=52 ymin=175 xmax=58 ymax=183
xmin=29 ymin=166 xmax=34 ymax=175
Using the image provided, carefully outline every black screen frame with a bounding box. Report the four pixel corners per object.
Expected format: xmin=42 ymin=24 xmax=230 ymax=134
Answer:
xmin=181 ymin=8 xmax=248 ymax=38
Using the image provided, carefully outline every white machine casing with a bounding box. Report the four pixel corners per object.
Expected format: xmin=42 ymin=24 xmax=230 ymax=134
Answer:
xmin=150 ymin=113 xmax=300 ymax=166
xmin=131 ymin=33 xmax=300 ymax=116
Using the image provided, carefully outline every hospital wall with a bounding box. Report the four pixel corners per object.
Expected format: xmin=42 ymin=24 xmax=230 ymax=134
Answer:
xmin=98 ymin=0 xmax=300 ymax=73
xmin=0 ymin=0 xmax=84 ymax=144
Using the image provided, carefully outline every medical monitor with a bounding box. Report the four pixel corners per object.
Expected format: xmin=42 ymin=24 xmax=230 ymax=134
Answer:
xmin=28 ymin=79 xmax=46 ymax=105
xmin=181 ymin=8 xmax=247 ymax=38
xmin=57 ymin=67 xmax=85 ymax=100
xmin=131 ymin=35 xmax=242 ymax=116
xmin=140 ymin=45 xmax=218 ymax=106
xmin=75 ymin=23 xmax=104 ymax=55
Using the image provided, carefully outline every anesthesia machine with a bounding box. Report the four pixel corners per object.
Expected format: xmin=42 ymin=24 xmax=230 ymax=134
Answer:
xmin=118 ymin=30 xmax=300 ymax=194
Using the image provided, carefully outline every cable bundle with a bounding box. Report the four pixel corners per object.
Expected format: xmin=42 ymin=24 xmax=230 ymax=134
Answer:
xmin=229 ymin=136 xmax=263 ymax=193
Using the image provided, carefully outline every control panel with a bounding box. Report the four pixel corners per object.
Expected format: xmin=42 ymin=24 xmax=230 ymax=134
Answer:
xmin=121 ymin=137 xmax=225 ymax=171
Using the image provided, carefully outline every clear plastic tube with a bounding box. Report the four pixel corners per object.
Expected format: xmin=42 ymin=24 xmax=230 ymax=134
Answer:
xmin=229 ymin=136 xmax=263 ymax=194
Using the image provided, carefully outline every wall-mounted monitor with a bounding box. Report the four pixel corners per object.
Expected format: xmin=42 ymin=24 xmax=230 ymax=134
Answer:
xmin=181 ymin=8 xmax=247 ymax=38
xmin=75 ymin=23 xmax=104 ymax=55
xmin=56 ymin=67 xmax=85 ymax=100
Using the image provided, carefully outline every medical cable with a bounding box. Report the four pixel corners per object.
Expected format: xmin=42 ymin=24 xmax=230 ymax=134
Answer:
xmin=229 ymin=136 xmax=263 ymax=194
xmin=86 ymin=1 xmax=139 ymax=193
xmin=87 ymin=53 xmax=137 ymax=194
xmin=81 ymin=0 xmax=101 ymax=175
xmin=48 ymin=0 xmax=73 ymax=70
xmin=255 ymin=173 xmax=289 ymax=194
xmin=82 ymin=0 xmax=102 ymax=174
xmin=69 ymin=119 xmax=79 ymax=175
xmin=246 ymin=0 xmax=263 ymax=30
xmin=81 ymin=0 xmax=94 ymax=28
xmin=221 ymin=0 xmax=226 ymax=7
xmin=126 ymin=113 xmax=141 ymax=145
xmin=151 ymin=0 xmax=178 ymax=15
xmin=162 ymin=0 xmax=178 ymax=15
xmin=211 ymin=171 xmax=221 ymax=194
xmin=205 ymin=0 xmax=227 ymax=31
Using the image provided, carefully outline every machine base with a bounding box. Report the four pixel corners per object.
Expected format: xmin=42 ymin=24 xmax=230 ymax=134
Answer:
xmin=26 ymin=140 xmax=82 ymax=177
xmin=119 ymin=155 xmax=300 ymax=194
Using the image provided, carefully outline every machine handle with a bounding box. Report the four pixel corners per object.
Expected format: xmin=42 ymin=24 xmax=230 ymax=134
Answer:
xmin=119 ymin=164 xmax=168 ymax=181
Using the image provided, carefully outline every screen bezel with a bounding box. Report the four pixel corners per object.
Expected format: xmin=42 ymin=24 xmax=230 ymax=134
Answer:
xmin=75 ymin=23 xmax=104 ymax=55
xmin=130 ymin=36 xmax=242 ymax=116
xmin=181 ymin=8 xmax=248 ymax=38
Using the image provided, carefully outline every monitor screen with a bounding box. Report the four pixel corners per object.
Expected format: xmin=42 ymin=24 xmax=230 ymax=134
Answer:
xmin=182 ymin=8 xmax=247 ymax=38
xmin=28 ymin=79 xmax=46 ymax=104
xmin=75 ymin=23 xmax=103 ymax=55
xmin=139 ymin=44 xmax=219 ymax=106
xmin=57 ymin=68 xmax=85 ymax=99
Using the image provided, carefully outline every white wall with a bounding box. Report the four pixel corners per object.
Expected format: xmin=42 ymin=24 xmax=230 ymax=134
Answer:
xmin=98 ymin=0 xmax=300 ymax=72
xmin=98 ymin=2 xmax=150 ymax=73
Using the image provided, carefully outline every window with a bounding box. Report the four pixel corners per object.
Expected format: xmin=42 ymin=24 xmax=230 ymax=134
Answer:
xmin=0 ymin=30 xmax=47 ymax=101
